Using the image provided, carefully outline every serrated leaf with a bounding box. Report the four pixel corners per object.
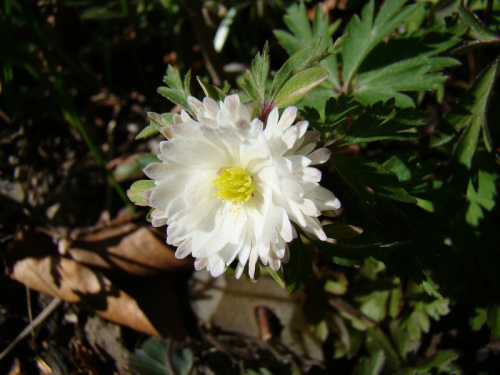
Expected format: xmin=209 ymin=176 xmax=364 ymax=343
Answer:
xmin=358 ymin=290 xmax=391 ymax=323
xmin=424 ymin=298 xmax=450 ymax=320
xmin=274 ymin=2 xmax=340 ymax=56
xmin=366 ymin=328 xmax=402 ymax=373
xmin=129 ymin=338 xmax=170 ymax=375
xmin=470 ymin=306 xmax=487 ymax=331
xmin=342 ymin=0 xmax=418 ymax=88
xmin=242 ymin=43 xmax=270 ymax=105
xmin=331 ymin=156 xmax=417 ymax=203
xmin=197 ymin=76 xmax=227 ymax=101
xmin=459 ymin=4 xmax=500 ymax=42
xmin=354 ymin=350 xmax=386 ymax=375
xmin=432 ymin=59 xmax=499 ymax=148
xmin=127 ymin=180 xmax=156 ymax=206
xmin=273 ymin=67 xmax=329 ymax=108
xmin=333 ymin=101 xmax=427 ymax=147
xmin=415 ymin=350 xmax=459 ymax=372
xmin=354 ymin=56 xmax=459 ymax=107
xmin=129 ymin=337 xmax=193 ymax=375
xmin=157 ymin=65 xmax=192 ymax=112
xmin=301 ymin=94 xmax=358 ymax=139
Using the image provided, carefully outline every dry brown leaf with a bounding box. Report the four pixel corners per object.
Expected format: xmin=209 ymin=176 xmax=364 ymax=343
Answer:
xmin=65 ymin=222 xmax=193 ymax=275
xmin=7 ymin=255 xmax=187 ymax=338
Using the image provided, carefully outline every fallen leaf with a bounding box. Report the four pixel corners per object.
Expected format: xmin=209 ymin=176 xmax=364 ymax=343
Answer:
xmin=65 ymin=222 xmax=193 ymax=276
xmin=7 ymin=255 xmax=187 ymax=338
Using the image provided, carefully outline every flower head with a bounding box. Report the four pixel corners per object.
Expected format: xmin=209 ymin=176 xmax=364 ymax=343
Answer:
xmin=144 ymin=94 xmax=340 ymax=278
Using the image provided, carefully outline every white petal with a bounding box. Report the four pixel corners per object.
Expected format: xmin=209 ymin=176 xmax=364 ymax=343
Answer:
xmin=188 ymin=96 xmax=205 ymax=119
xmin=302 ymin=167 xmax=322 ymax=183
xmin=208 ymin=255 xmax=226 ymax=277
xmin=264 ymin=107 xmax=279 ymax=135
xmin=235 ymin=263 xmax=245 ymax=279
xmin=298 ymin=198 xmax=321 ymax=216
xmin=143 ymin=162 xmax=169 ymax=181
xmin=203 ymin=97 xmax=219 ymax=118
xmin=308 ymin=148 xmax=331 ymax=165
xmin=180 ymin=110 xmax=192 ymax=123
xmin=277 ymin=106 xmax=297 ymax=131
xmin=309 ymin=186 xmax=341 ymax=210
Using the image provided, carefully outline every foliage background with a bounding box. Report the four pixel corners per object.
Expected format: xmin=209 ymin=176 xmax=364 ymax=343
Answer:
xmin=1 ymin=0 xmax=499 ymax=374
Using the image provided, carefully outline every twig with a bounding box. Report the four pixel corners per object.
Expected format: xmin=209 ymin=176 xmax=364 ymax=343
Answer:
xmin=0 ymin=297 xmax=62 ymax=361
xmin=182 ymin=0 xmax=225 ymax=85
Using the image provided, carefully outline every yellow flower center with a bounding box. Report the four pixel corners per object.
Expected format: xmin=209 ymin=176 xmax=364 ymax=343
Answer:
xmin=214 ymin=166 xmax=255 ymax=204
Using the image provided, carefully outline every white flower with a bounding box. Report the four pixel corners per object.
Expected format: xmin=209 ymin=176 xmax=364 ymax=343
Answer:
xmin=144 ymin=94 xmax=340 ymax=279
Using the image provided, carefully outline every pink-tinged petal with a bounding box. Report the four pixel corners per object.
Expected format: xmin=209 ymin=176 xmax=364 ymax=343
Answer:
xmin=175 ymin=238 xmax=192 ymax=259
xmin=194 ymin=257 xmax=208 ymax=271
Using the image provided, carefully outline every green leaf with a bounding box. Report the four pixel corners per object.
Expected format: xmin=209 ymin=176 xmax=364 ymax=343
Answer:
xmin=487 ymin=304 xmax=500 ymax=337
xmin=459 ymin=4 xmax=500 ymax=42
xmin=157 ymin=65 xmax=192 ymax=113
xmin=270 ymin=39 xmax=331 ymax=102
xmin=274 ymin=2 xmax=341 ymax=56
xmin=331 ymin=155 xmax=417 ymax=203
xmin=314 ymin=240 xmax=405 ymax=268
xmin=414 ymin=350 xmax=459 ymax=372
xmin=432 ymin=59 xmax=499 ymax=148
xmin=273 ymin=67 xmax=329 ymax=108
xmin=197 ymin=76 xmax=227 ymax=101
xmin=470 ymin=307 xmax=487 ymax=331
xmin=354 ymin=56 xmax=459 ymax=108
xmin=354 ymin=350 xmax=386 ymax=375
xmin=242 ymin=43 xmax=270 ymax=106
xmin=284 ymin=236 xmax=313 ymax=293
xmin=465 ymin=164 xmax=499 ymax=226
xmin=358 ymin=290 xmax=391 ymax=323
xmin=114 ymin=153 xmax=160 ymax=181
xmin=301 ymin=94 xmax=358 ymax=140
xmin=323 ymin=223 xmax=364 ymax=240
xmin=266 ymin=266 xmax=286 ymax=289
xmin=136 ymin=112 xmax=174 ymax=140
xmin=129 ymin=337 xmax=193 ymax=375
xmin=332 ymin=101 xmax=427 ymax=147
xmin=366 ymin=328 xmax=401 ymax=373
xmin=127 ymin=180 xmax=156 ymax=206
xmin=313 ymin=240 xmax=364 ymax=267
xmin=341 ymin=0 xmax=418 ymax=88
